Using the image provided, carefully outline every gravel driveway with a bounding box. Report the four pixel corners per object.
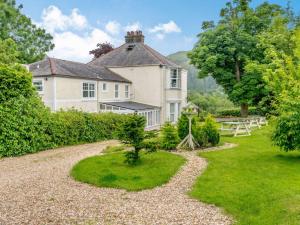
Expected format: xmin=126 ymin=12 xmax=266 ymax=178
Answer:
xmin=0 ymin=141 xmax=232 ymax=225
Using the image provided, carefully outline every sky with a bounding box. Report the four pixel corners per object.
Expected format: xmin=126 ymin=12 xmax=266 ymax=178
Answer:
xmin=17 ymin=0 xmax=300 ymax=63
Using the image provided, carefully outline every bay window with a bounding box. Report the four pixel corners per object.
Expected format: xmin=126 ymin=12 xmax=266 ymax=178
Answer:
xmin=169 ymin=103 xmax=176 ymax=122
xmin=169 ymin=102 xmax=181 ymax=123
xmin=170 ymin=68 xmax=181 ymax=89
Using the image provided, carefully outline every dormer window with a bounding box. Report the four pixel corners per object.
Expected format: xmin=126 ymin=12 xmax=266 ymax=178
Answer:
xmin=127 ymin=44 xmax=135 ymax=51
xmin=170 ymin=68 xmax=181 ymax=89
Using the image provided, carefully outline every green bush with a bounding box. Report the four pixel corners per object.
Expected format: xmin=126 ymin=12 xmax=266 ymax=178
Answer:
xmin=48 ymin=110 xmax=126 ymax=147
xmin=190 ymin=115 xmax=220 ymax=148
xmin=0 ymin=64 xmax=35 ymax=104
xmin=142 ymin=138 xmax=160 ymax=153
xmin=177 ymin=113 xmax=197 ymax=140
xmin=272 ymin=112 xmax=300 ymax=151
xmin=192 ymin=123 xmax=208 ymax=147
xmin=216 ymin=107 xmax=262 ymax=117
xmin=202 ymin=115 xmax=220 ymax=146
xmin=117 ymin=114 xmax=146 ymax=165
xmin=161 ymin=122 xmax=180 ymax=150
xmin=0 ymin=96 xmax=54 ymax=157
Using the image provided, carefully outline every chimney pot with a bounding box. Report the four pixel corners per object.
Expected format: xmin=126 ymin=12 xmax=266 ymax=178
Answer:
xmin=125 ymin=30 xmax=145 ymax=43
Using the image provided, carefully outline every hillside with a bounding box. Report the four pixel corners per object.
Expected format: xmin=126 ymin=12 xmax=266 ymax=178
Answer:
xmin=167 ymin=51 xmax=220 ymax=92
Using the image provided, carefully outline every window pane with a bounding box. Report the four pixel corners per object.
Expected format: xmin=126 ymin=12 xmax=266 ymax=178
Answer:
xmin=170 ymin=103 xmax=175 ymax=122
xmin=115 ymin=84 xmax=119 ymax=98
xmin=83 ymin=83 xmax=88 ymax=90
xmin=102 ymin=83 xmax=106 ymax=91
xmin=83 ymin=90 xmax=89 ymax=98
xmin=171 ymin=69 xmax=177 ymax=78
xmin=89 ymin=83 xmax=95 ymax=90
xmin=89 ymin=90 xmax=95 ymax=98
xmin=170 ymin=103 xmax=175 ymax=113
xmin=171 ymin=79 xmax=177 ymax=88
xmin=100 ymin=104 xmax=106 ymax=110
xmin=170 ymin=114 xmax=175 ymax=122
xmin=33 ymin=81 xmax=43 ymax=91
xmin=106 ymin=105 xmax=112 ymax=110
xmin=156 ymin=110 xmax=160 ymax=124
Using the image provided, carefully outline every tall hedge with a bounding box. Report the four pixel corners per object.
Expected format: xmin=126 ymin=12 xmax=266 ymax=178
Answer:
xmin=0 ymin=64 xmax=127 ymax=157
xmin=0 ymin=64 xmax=34 ymax=103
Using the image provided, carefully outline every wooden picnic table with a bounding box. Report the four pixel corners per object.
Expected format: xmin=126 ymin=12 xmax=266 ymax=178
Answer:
xmin=220 ymin=121 xmax=251 ymax=137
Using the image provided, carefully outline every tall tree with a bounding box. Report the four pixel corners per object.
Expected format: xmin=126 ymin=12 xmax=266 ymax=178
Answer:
xmin=89 ymin=42 xmax=114 ymax=59
xmin=188 ymin=0 xmax=285 ymax=116
xmin=0 ymin=38 xmax=19 ymax=65
xmin=269 ymin=29 xmax=300 ymax=151
xmin=0 ymin=0 xmax=54 ymax=63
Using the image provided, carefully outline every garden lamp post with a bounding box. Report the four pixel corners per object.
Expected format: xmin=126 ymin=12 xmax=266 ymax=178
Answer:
xmin=177 ymin=102 xmax=199 ymax=150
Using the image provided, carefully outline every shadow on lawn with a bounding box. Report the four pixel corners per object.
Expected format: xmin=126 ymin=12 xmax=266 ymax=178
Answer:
xmin=275 ymin=153 xmax=300 ymax=163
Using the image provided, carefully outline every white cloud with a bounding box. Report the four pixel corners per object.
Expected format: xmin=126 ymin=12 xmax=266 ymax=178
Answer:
xmin=155 ymin=33 xmax=165 ymax=40
xmin=41 ymin=5 xmax=88 ymax=32
xmin=49 ymin=28 xmax=113 ymax=62
xmin=124 ymin=22 xmax=141 ymax=32
xmin=105 ymin=21 xmax=121 ymax=35
xmin=149 ymin=20 xmax=181 ymax=34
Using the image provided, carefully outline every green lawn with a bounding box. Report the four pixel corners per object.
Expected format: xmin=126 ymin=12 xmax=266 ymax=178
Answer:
xmin=190 ymin=126 xmax=300 ymax=225
xmin=71 ymin=151 xmax=186 ymax=191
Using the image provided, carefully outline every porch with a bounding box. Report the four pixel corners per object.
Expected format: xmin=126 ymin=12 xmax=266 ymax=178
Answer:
xmin=99 ymin=101 xmax=161 ymax=130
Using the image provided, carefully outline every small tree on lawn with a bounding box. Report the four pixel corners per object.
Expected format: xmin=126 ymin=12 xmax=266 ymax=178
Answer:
xmin=118 ymin=114 xmax=146 ymax=165
xmin=161 ymin=122 xmax=180 ymax=150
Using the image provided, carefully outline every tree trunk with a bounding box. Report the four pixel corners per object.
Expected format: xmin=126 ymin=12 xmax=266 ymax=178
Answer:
xmin=235 ymin=60 xmax=241 ymax=82
xmin=241 ymin=103 xmax=248 ymax=117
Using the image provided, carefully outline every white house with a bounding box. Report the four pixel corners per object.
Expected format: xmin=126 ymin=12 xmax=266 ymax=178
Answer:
xmin=29 ymin=31 xmax=187 ymax=129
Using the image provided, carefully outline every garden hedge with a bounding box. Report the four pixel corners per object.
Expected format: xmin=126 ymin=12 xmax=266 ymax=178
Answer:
xmin=0 ymin=103 xmax=127 ymax=157
xmin=0 ymin=64 xmax=127 ymax=157
xmin=215 ymin=107 xmax=263 ymax=117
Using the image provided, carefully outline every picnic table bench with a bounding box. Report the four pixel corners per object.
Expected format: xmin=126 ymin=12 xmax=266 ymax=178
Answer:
xmin=218 ymin=116 xmax=268 ymax=137
xmin=220 ymin=121 xmax=251 ymax=137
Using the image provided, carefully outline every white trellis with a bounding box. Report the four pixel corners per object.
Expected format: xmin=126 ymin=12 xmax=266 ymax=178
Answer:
xmin=177 ymin=102 xmax=199 ymax=150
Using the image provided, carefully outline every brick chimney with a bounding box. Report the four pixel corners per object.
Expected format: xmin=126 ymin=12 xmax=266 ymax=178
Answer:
xmin=125 ymin=30 xmax=144 ymax=43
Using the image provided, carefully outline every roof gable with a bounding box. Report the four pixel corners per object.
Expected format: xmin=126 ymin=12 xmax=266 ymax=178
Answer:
xmin=88 ymin=42 xmax=180 ymax=68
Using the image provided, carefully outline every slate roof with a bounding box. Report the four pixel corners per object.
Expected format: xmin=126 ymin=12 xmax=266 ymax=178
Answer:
xmin=29 ymin=57 xmax=131 ymax=83
xmin=102 ymin=101 xmax=160 ymax=110
xmin=88 ymin=42 xmax=180 ymax=68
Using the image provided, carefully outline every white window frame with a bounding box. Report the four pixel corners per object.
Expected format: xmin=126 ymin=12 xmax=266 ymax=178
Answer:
xmin=102 ymin=82 xmax=108 ymax=92
xmin=33 ymin=79 xmax=44 ymax=94
xmin=114 ymin=84 xmax=119 ymax=99
xmin=125 ymin=84 xmax=129 ymax=99
xmin=169 ymin=103 xmax=176 ymax=123
xmin=82 ymin=81 xmax=96 ymax=100
xmin=168 ymin=102 xmax=181 ymax=123
xmin=138 ymin=109 xmax=160 ymax=128
xmin=170 ymin=68 xmax=181 ymax=89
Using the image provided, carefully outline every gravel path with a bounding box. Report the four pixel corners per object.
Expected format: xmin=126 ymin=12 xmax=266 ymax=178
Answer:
xmin=0 ymin=141 xmax=233 ymax=225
